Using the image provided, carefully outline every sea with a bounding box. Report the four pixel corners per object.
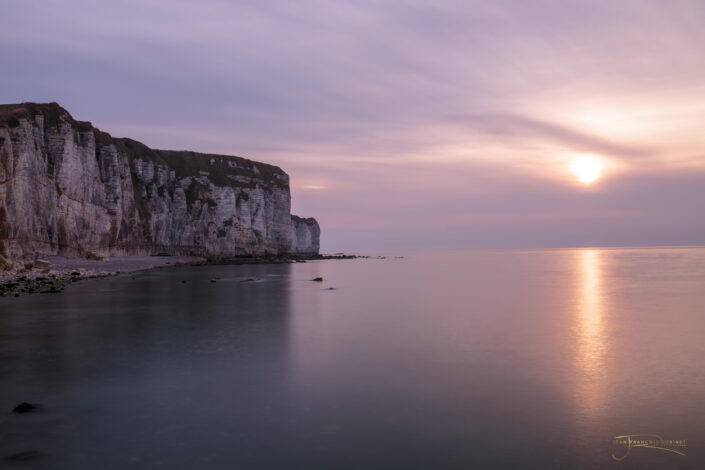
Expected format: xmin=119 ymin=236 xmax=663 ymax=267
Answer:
xmin=1 ymin=247 xmax=703 ymax=469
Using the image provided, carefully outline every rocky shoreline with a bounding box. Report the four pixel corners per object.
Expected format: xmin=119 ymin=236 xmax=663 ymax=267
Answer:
xmin=0 ymin=271 xmax=109 ymax=297
xmin=0 ymin=253 xmax=362 ymax=298
xmin=0 ymin=255 xmax=204 ymax=297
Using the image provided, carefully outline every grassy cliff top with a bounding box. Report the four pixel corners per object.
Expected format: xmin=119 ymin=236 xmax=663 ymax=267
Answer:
xmin=0 ymin=102 xmax=93 ymax=131
xmin=0 ymin=102 xmax=288 ymax=189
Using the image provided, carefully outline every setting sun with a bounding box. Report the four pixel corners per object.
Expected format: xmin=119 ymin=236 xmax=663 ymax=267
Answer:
xmin=571 ymin=157 xmax=602 ymax=184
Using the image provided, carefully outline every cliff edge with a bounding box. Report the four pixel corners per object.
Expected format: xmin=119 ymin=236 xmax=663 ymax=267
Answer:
xmin=0 ymin=102 xmax=320 ymax=260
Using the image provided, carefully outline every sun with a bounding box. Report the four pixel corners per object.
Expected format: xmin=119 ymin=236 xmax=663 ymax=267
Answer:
xmin=571 ymin=157 xmax=601 ymax=184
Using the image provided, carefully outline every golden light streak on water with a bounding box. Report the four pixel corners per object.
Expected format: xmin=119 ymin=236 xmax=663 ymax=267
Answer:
xmin=574 ymin=249 xmax=609 ymax=420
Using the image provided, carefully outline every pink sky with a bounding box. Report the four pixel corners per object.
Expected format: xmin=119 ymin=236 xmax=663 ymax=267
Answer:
xmin=2 ymin=1 xmax=704 ymax=251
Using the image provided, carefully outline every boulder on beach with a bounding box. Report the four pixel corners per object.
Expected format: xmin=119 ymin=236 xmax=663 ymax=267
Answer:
xmin=0 ymin=255 xmax=13 ymax=271
xmin=34 ymin=259 xmax=51 ymax=269
xmin=85 ymin=251 xmax=109 ymax=261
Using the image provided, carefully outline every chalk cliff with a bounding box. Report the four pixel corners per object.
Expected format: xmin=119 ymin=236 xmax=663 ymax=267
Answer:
xmin=0 ymin=103 xmax=320 ymax=259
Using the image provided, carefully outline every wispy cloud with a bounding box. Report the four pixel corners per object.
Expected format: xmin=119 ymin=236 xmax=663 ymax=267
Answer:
xmin=449 ymin=114 xmax=655 ymax=159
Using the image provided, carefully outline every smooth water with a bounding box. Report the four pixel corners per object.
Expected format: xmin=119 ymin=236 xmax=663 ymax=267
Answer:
xmin=1 ymin=248 xmax=704 ymax=469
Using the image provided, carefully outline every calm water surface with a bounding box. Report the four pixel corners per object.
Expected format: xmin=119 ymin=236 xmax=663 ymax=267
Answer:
xmin=1 ymin=248 xmax=704 ymax=469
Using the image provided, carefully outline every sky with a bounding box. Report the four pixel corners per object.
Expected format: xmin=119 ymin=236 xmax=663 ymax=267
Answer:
xmin=1 ymin=0 xmax=704 ymax=252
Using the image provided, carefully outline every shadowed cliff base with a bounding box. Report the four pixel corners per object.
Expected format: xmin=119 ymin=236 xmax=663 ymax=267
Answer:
xmin=0 ymin=102 xmax=320 ymax=263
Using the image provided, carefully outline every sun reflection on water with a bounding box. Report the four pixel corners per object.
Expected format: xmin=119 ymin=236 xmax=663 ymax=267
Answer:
xmin=574 ymin=249 xmax=609 ymax=419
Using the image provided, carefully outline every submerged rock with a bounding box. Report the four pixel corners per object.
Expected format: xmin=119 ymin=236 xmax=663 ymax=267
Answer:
xmin=12 ymin=402 xmax=39 ymax=413
xmin=311 ymin=277 xmax=323 ymax=282
xmin=3 ymin=450 xmax=43 ymax=462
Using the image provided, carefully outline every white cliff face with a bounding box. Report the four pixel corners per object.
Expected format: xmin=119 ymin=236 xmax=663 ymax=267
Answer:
xmin=290 ymin=216 xmax=321 ymax=255
xmin=0 ymin=103 xmax=320 ymax=259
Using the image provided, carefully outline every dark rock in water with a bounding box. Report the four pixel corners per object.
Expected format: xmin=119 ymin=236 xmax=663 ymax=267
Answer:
xmin=3 ymin=450 xmax=43 ymax=462
xmin=240 ymin=278 xmax=256 ymax=283
xmin=12 ymin=402 xmax=39 ymax=413
xmin=39 ymin=288 xmax=60 ymax=294
xmin=311 ymin=277 xmax=323 ymax=282
xmin=210 ymin=279 xmax=217 ymax=283
xmin=326 ymin=287 xmax=336 ymax=290
xmin=181 ymin=280 xmax=187 ymax=283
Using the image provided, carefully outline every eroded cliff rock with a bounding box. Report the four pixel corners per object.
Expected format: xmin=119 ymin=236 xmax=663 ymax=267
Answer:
xmin=291 ymin=215 xmax=321 ymax=255
xmin=0 ymin=102 xmax=319 ymax=259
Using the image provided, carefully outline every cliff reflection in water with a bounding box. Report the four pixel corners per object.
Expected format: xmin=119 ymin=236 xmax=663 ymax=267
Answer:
xmin=0 ymin=263 xmax=298 ymax=469
xmin=0 ymin=263 xmax=294 ymax=387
